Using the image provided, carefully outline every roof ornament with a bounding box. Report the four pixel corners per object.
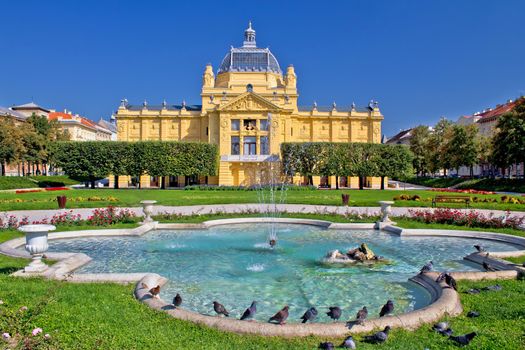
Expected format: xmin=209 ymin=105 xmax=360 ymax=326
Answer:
xmin=368 ymin=100 xmax=374 ymax=110
xmin=210 ymin=95 xmax=214 ymax=102
xmin=373 ymin=100 xmax=379 ymax=109
xmin=313 ymin=101 xmax=317 ymax=109
xmin=351 ymin=102 xmax=356 ymax=110
xmin=332 ymin=101 xmax=337 ymax=110
xmin=120 ymin=98 xmax=128 ymax=108
xmin=243 ymin=20 xmax=256 ymax=48
xmin=162 ymin=99 xmax=167 ymax=108
xmin=143 ymin=100 xmax=148 ymax=108
xmin=181 ymin=100 xmax=186 ymax=109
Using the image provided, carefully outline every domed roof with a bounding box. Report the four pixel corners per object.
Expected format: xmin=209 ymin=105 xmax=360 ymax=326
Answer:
xmin=217 ymin=22 xmax=282 ymax=75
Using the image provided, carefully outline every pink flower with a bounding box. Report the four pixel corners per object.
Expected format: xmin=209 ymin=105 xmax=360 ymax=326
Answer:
xmin=2 ymin=333 xmax=10 ymax=341
xmin=32 ymin=328 xmax=42 ymax=336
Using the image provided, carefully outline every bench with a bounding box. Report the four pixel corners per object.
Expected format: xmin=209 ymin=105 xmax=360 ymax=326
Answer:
xmin=432 ymin=195 xmax=471 ymax=208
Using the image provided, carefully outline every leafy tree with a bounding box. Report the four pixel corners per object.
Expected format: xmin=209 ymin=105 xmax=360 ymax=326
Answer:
xmin=375 ymin=145 xmax=414 ymax=189
xmin=409 ymin=126 xmax=431 ymax=176
xmin=491 ymin=98 xmax=525 ymax=177
xmin=448 ymin=124 xmax=478 ymax=176
xmin=428 ymin=118 xmax=453 ymax=176
xmin=0 ymin=118 xmax=26 ymax=176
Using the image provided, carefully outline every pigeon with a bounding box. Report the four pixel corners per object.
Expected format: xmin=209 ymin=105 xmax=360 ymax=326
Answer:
xmin=449 ymin=332 xmax=477 ymax=346
xmin=300 ymin=307 xmax=318 ymax=323
xmin=474 ymin=244 xmax=486 ymax=253
xmin=482 ymin=284 xmax=502 ymax=291
xmin=444 ymin=273 xmax=458 ymax=291
xmin=442 ymin=328 xmax=454 ymax=336
xmin=355 ymin=306 xmax=368 ymax=325
xmin=483 ymin=261 xmax=496 ymax=272
xmin=435 ymin=272 xmax=447 ymax=283
xmin=433 ymin=322 xmax=453 ymax=336
xmin=269 ymin=306 xmax=289 ymax=325
xmin=432 ymin=322 xmax=449 ymax=332
xmin=420 ymin=261 xmax=433 ymax=274
xmin=363 ymin=325 xmax=391 ymax=343
xmin=379 ymin=300 xmax=394 ymax=317
xmin=466 ymin=288 xmax=480 ymax=294
xmin=340 ymin=335 xmax=356 ymax=349
xmin=149 ymin=285 xmax=161 ymax=298
xmin=213 ymin=301 xmax=229 ymax=317
xmin=467 ymin=311 xmax=480 ymax=318
xmin=326 ymin=306 xmax=342 ymax=321
xmin=173 ymin=293 xmax=182 ymax=307
xmin=240 ymin=301 xmax=257 ymax=321
xmin=319 ymin=342 xmax=335 ymax=350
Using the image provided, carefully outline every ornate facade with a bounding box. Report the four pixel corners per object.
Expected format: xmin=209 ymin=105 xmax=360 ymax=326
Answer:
xmin=115 ymin=23 xmax=383 ymax=188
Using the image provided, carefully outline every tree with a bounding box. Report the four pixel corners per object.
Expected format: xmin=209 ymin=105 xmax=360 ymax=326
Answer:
xmin=428 ymin=118 xmax=453 ymax=176
xmin=476 ymin=135 xmax=492 ymax=177
xmin=0 ymin=118 xmax=25 ymax=176
xmin=448 ymin=124 xmax=478 ymax=176
xmin=491 ymin=98 xmax=525 ymax=177
xmin=409 ymin=126 xmax=430 ymax=176
xmin=375 ymin=145 xmax=414 ymax=189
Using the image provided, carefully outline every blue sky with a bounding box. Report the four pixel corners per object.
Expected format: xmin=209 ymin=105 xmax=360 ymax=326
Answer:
xmin=1 ymin=0 xmax=524 ymax=137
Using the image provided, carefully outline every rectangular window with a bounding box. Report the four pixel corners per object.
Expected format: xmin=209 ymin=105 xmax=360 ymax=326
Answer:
xmin=260 ymin=119 xmax=269 ymax=131
xmin=243 ymin=136 xmax=256 ymax=155
xmin=231 ymin=119 xmax=240 ymax=131
xmin=260 ymin=136 xmax=269 ymax=155
xmin=243 ymin=119 xmax=256 ymax=131
xmin=231 ymin=136 xmax=240 ymax=155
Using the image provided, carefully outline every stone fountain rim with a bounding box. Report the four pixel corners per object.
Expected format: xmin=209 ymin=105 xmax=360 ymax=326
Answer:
xmin=18 ymin=224 xmax=57 ymax=233
xmin=1 ymin=216 xmax=524 ymax=337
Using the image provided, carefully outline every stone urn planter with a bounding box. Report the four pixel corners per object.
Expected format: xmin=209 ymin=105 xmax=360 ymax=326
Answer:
xmin=379 ymin=201 xmax=395 ymax=223
xmin=57 ymin=195 xmax=67 ymax=209
xmin=18 ymin=224 xmax=56 ymax=273
xmin=140 ymin=200 xmax=157 ymax=224
xmin=341 ymin=194 xmax=350 ymax=206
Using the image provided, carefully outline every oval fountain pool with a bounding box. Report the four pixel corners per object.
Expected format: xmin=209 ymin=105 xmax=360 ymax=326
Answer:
xmin=47 ymin=223 xmax=520 ymax=323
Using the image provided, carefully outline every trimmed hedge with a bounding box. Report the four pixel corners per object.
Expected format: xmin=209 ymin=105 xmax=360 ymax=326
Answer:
xmin=50 ymin=141 xmax=218 ymax=188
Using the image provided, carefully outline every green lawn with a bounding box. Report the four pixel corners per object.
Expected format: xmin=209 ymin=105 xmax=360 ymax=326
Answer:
xmin=1 ymin=188 xmax=524 ymax=211
xmin=1 ymin=217 xmax=525 ymax=349
xmin=505 ymin=256 xmax=525 ymax=265
xmin=0 ymin=176 xmax=80 ymax=191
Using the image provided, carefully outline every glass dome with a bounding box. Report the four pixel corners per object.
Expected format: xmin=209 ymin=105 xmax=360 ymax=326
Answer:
xmin=217 ymin=22 xmax=282 ymax=75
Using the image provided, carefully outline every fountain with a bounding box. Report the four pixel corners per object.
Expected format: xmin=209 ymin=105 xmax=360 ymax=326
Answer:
xmin=254 ymin=113 xmax=289 ymax=248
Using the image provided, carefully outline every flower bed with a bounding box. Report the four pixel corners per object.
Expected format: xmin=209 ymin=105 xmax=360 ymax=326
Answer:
xmin=430 ymin=188 xmax=495 ymax=195
xmin=0 ymin=207 xmax=136 ymax=229
xmin=406 ymin=208 xmax=524 ymax=230
xmin=0 ymin=196 xmax=119 ymax=204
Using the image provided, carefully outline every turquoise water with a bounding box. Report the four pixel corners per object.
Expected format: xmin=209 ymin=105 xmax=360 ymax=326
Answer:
xmin=48 ymin=224 xmax=519 ymax=323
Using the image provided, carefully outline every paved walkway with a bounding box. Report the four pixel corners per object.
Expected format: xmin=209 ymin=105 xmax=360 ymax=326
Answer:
xmin=2 ymin=204 xmax=524 ymax=223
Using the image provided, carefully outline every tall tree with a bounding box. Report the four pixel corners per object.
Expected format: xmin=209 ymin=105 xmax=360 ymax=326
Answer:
xmin=0 ymin=118 xmax=26 ymax=176
xmin=491 ymin=98 xmax=525 ymax=176
xmin=448 ymin=124 xmax=478 ymax=176
xmin=428 ymin=118 xmax=453 ymax=176
xmin=409 ymin=126 xmax=430 ymax=176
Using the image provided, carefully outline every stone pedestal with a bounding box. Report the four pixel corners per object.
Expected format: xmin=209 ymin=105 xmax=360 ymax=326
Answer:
xmin=376 ymin=201 xmax=396 ymax=229
xmin=140 ymin=200 xmax=157 ymax=224
xmin=18 ymin=224 xmax=56 ymax=273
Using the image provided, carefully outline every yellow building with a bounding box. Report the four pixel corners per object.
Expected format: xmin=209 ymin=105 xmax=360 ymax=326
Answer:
xmin=115 ymin=23 xmax=383 ymax=188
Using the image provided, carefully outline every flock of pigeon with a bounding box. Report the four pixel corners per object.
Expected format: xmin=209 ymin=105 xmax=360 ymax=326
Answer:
xmin=141 ymin=244 xmax=499 ymax=348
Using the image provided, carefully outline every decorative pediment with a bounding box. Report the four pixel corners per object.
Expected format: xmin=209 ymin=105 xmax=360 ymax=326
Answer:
xmin=218 ymin=92 xmax=282 ymax=112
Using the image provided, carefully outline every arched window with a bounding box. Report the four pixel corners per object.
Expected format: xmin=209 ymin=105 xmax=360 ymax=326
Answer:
xmin=246 ymin=84 xmax=253 ymax=92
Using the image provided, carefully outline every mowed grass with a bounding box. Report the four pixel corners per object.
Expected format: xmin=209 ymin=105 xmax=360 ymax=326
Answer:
xmin=1 ymin=188 xmax=525 ymax=211
xmin=1 ymin=217 xmax=525 ymax=349
xmin=0 ymin=272 xmax=523 ymax=349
